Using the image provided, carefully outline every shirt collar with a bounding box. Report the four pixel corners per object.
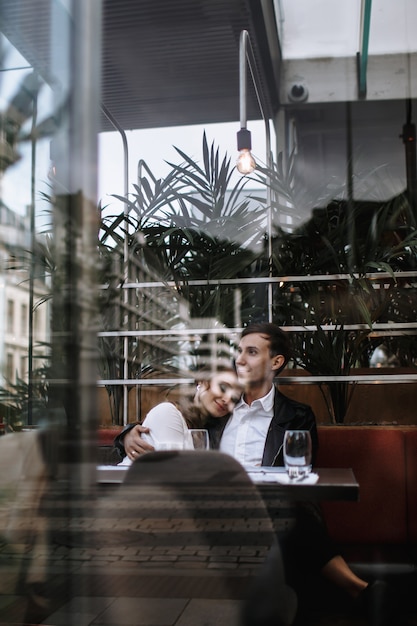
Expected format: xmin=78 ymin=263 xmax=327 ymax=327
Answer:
xmin=236 ymin=385 xmax=275 ymax=413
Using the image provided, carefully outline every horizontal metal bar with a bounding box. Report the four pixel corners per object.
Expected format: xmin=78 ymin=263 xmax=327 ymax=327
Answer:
xmin=98 ymin=328 xmax=241 ymax=337
xmin=98 ymin=378 xmax=194 ymax=386
xmin=279 ymin=374 xmax=417 ymax=384
xmin=97 ymin=374 xmax=417 ymax=386
xmin=97 ymin=323 xmax=417 ymax=338
xmin=113 ymin=271 xmax=417 ymax=290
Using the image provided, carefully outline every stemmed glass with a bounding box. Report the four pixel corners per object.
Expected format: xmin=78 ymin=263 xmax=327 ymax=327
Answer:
xmin=283 ymin=430 xmax=312 ymax=479
xmin=187 ymin=429 xmax=209 ymax=450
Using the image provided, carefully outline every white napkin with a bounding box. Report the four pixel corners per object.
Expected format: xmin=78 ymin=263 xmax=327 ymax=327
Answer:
xmin=117 ymin=456 xmax=133 ymax=467
xmin=247 ymin=470 xmax=319 ymax=485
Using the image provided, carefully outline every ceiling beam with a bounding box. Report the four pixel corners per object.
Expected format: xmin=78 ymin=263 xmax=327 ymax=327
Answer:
xmin=281 ymin=53 xmax=417 ymax=105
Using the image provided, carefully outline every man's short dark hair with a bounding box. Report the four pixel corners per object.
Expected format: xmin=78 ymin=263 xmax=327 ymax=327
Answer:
xmin=241 ymin=323 xmax=292 ymax=369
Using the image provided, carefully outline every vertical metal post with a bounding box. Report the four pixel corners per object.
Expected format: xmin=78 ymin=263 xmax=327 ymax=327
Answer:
xmin=357 ymin=0 xmax=372 ymax=98
xmin=28 ymin=74 xmax=38 ymax=426
xmin=101 ymin=104 xmax=129 ymax=425
xmin=239 ymin=30 xmax=273 ymax=322
xmin=402 ymin=99 xmax=417 ymax=214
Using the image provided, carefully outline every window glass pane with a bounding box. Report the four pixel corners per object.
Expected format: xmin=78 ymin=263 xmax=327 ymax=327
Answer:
xmin=0 ymin=2 xmax=416 ymax=625
xmin=6 ymin=298 xmax=13 ymax=333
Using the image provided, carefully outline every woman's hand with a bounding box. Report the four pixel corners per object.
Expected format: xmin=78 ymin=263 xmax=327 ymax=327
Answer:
xmin=125 ymin=424 xmax=154 ymax=460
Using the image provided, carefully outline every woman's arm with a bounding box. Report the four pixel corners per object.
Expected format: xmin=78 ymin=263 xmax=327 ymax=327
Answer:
xmin=142 ymin=402 xmax=188 ymax=448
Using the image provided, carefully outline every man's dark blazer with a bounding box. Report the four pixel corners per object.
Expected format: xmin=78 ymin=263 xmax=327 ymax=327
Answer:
xmin=206 ymin=387 xmax=318 ymax=467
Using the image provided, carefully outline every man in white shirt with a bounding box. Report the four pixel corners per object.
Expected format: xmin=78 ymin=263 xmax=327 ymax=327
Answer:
xmin=207 ymin=324 xmax=318 ymax=467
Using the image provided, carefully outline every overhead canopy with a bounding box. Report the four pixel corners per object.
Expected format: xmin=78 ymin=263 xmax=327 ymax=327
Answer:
xmin=100 ymin=0 xmax=280 ymax=130
xmin=0 ymin=0 xmax=280 ymax=131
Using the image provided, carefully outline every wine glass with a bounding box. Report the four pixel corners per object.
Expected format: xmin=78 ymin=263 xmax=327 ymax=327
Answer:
xmin=187 ymin=429 xmax=209 ymax=450
xmin=283 ymin=430 xmax=312 ymax=479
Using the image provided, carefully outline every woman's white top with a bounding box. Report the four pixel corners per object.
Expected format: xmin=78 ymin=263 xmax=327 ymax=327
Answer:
xmin=118 ymin=402 xmax=191 ymax=466
xmin=143 ymin=402 xmax=189 ymax=447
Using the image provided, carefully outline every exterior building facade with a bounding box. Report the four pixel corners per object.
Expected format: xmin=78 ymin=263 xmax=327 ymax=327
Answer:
xmin=0 ymin=202 xmax=49 ymax=392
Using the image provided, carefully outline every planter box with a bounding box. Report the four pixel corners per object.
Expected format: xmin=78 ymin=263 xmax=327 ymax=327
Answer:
xmin=278 ymin=368 xmax=417 ymax=425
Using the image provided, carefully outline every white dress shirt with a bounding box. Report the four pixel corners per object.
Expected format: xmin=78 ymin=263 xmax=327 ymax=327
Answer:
xmin=219 ymin=386 xmax=274 ymax=466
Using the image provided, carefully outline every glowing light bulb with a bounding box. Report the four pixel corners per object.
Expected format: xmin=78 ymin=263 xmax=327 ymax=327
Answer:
xmin=236 ymin=148 xmax=256 ymax=174
xmin=236 ymin=127 xmax=256 ymax=175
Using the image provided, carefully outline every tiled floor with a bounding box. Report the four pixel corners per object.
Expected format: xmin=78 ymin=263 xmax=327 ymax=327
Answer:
xmin=0 ymin=552 xmax=249 ymax=625
xmin=1 ymin=544 xmax=417 ymax=626
xmin=44 ymin=596 xmax=243 ymax=626
xmin=0 ymin=547 xmax=257 ymax=625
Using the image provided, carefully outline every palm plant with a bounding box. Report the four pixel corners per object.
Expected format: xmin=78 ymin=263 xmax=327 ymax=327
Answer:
xmin=4 ymin=126 xmax=417 ymax=426
xmin=253 ymin=153 xmax=417 ymax=422
xmin=0 ymin=365 xmax=50 ymax=430
xmin=111 ymin=133 xmax=268 ymax=327
xmin=94 ymin=134 xmax=274 ymax=423
xmin=102 ymin=139 xmax=417 ymax=424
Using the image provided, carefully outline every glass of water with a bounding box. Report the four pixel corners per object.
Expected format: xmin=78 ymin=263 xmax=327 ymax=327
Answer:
xmin=283 ymin=430 xmax=312 ymax=479
xmin=187 ymin=429 xmax=209 ymax=450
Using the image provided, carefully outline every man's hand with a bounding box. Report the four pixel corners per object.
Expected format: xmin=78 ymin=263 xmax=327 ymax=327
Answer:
xmin=124 ymin=424 xmax=154 ymax=460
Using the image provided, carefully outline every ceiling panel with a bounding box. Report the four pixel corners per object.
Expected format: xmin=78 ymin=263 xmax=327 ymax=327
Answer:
xmin=100 ymin=0 xmax=279 ymax=131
